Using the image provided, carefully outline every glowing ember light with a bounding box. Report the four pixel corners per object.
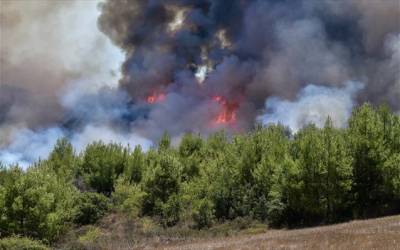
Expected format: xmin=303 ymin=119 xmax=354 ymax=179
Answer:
xmin=146 ymin=92 xmax=166 ymax=104
xmin=212 ymin=95 xmax=238 ymax=125
xmin=212 ymin=96 xmax=223 ymax=103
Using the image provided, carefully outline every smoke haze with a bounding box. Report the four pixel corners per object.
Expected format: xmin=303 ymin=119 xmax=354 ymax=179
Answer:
xmin=1 ymin=0 xmax=399 ymax=167
xmin=258 ymin=81 xmax=363 ymax=132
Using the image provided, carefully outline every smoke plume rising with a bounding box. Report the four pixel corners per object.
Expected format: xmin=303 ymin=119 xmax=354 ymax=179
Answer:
xmin=258 ymin=81 xmax=363 ymax=132
xmin=1 ymin=0 xmax=399 ymax=167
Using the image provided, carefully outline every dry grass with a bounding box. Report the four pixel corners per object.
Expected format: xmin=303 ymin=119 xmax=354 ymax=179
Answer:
xmin=160 ymin=215 xmax=400 ymax=250
xmin=57 ymin=214 xmax=400 ymax=250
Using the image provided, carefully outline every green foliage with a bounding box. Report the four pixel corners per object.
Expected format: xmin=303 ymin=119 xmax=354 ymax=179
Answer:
xmin=192 ymin=198 xmax=215 ymax=229
xmin=348 ymin=104 xmax=399 ymax=217
xmin=46 ymin=138 xmax=77 ymax=180
xmin=141 ymin=151 xmax=181 ymax=219
xmin=160 ymin=193 xmax=182 ymax=227
xmin=1 ymin=104 xmax=399 ymax=245
xmin=383 ymin=153 xmax=400 ymax=197
xmin=179 ymin=133 xmax=203 ymax=181
xmin=0 ymin=167 xmax=77 ymax=242
xmin=112 ymin=178 xmax=145 ymax=217
xmin=80 ymin=142 xmax=128 ymax=195
xmin=251 ymin=125 xmax=291 ymax=222
xmin=206 ymin=141 xmax=240 ymax=220
xmin=73 ymin=192 xmax=110 ymax=225
xmin=78 ymin=226 xmax=103 ymax=245
xmin=124 ymin=146 xmax=144 ymax=184
xmin=0 ymin=236 xmax=49 ymax=250
xmin=159 ymin=132 xmax=171 ymax=151
xmin=287 ymin=120 xmax=353 ymax=225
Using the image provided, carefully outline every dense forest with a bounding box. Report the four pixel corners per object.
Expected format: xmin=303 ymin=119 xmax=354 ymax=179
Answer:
xmin=1 ymin=103 xmax=399 ymax=248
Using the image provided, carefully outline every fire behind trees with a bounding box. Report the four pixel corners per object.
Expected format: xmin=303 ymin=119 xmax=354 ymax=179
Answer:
xmin=0 ymin=104 xmax=399 ymax=246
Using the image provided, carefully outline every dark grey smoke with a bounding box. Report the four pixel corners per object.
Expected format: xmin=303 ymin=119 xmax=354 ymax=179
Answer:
xmin=0 ymin=0 xmax=399 ymax=167
xmin=98 ymin=0 xmax=399 ymax=125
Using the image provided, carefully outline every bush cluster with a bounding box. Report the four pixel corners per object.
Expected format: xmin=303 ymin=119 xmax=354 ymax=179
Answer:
xmin=0 ymin=104 xmax=399 ymax=245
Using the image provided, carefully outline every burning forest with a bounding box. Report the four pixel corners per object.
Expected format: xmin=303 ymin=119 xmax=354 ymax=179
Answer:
xmin=1 ymin=1 xmax=400 ymax=248
xmin=0 ymin=0 xmax=399 ymax=166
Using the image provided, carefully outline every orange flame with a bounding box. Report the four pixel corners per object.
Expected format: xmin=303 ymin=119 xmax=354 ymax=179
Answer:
xmin=212 ymin=95 xmax=238 ymax=125
xmin=146 ymin=92 xmax=166 ymax=104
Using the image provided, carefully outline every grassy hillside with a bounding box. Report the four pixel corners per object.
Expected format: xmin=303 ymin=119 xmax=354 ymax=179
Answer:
xmin=167 ymin=215 xmax=400 ymax=250
xmin=57 ymin=214 xmax=400 ymax=249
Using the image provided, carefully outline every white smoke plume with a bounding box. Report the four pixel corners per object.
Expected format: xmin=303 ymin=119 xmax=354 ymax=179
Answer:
xmin=258 ymin=82 xmax=364 ymax=133
xmin=0 ymin=0 xmax=150 ymax=168
xmin=70 ymin=125 xmax=152 ymax=154
xmin=1 ymin=0 xmax=399 ymax=167
xmin=0 ymin=125 xmax=152 ymax=169
xmin=0 ymin=127 xmax=64 ymax=168
xmin=0 ymin=0 xmax=124 ymax=128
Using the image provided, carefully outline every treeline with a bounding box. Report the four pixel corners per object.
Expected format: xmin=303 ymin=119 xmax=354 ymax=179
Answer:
xmin=0 ymin=103 xmax=399 ymax=245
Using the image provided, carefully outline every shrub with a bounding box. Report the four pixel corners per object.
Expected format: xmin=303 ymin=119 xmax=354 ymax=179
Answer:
xmin=192 ymin=198 xmax=215 ymax=229
xmin=160 ymin=194 xmax=182 ymax=227
xmin=73 ymin=192 xmax=110 ymax=225
xmin=0 ymin=236 xmax=49 ymax=250
xmin=112 ymin=178 xmax=145 ymax=217
xmin=80 ymin=142 xmax=128 ymax=195
xmin=1 ymin=167 xmax=77 ymax=242
xmin=78 ymin=226 xmax=103 ymax=245
xmin=142 ymin=152 xmax=181 ymax=216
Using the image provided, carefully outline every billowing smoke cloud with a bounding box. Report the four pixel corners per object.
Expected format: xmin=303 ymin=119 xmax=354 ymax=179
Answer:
xmin=0 ymin=127 xmax=64 ymax=168
xmin=257 ymin=82 xmax=363 ymax=133
xmin=0 ymin=0 xmax=124 ymax=129
xmin=97 ymin=0 xmax=399 ymax=127
xmin=0 ymin=0 xmax=149 ymax=167
xmin=1 ymin=0 xmax=399 ymax=167
xmin=0 ymin=125 xmax=152 ymax=168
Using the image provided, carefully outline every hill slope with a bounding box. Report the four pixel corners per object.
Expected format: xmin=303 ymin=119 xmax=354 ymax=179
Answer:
xmin=162 ymin=215 xmax=400 ymax=250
